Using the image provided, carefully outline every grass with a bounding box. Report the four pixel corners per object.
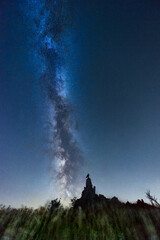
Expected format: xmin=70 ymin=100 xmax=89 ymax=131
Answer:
xmin=0 ymin=201 xmax=160 ymax=240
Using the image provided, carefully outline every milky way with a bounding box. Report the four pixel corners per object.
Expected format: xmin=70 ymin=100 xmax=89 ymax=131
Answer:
xmin=22 ymin=0 xmax=83 ymax=201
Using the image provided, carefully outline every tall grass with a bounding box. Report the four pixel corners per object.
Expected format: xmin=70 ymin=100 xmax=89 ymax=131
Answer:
xmin=0 ymin=202 xmax=160 ymax=240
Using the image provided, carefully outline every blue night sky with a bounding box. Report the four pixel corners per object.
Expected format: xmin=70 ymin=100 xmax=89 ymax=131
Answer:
xmin=1 ymin=0 xmax=160 ymax=208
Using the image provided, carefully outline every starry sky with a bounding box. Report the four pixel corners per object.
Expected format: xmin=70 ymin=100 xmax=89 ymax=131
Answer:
xmin=1 ymin=0 xmax=160 ymax=208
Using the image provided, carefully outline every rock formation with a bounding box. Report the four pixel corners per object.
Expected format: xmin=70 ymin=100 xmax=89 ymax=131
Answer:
xmin=82 ymin=174 xmax=96 ymax=200
xmin=74 ymin=174 xmax=120 ymax=209
xmin=73 ymin=174 xmax=155 ymax=209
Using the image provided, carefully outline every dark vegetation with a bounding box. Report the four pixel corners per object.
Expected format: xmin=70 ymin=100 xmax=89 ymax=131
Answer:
xmin=1 ymin=175 xmax=160 ymax=240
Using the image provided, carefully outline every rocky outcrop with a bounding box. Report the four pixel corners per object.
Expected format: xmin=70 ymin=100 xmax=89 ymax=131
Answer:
xmin=74 ymin=174 xmax=97 ymax=208
xmin=74 ymin=174 xmax=121 ymax=209
xmin=74 ymin=174 xmax=156 ymax=209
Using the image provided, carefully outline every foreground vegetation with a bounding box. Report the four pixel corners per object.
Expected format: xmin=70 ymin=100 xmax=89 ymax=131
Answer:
xmin=0 ymin=199 xmax=160 ymax=240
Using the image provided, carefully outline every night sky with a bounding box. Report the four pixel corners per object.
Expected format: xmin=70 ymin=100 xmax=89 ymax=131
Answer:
xmin=1 ymin=0 xmax=160 ymax=208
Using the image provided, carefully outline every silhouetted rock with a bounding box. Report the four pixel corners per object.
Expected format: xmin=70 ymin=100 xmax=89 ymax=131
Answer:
xmin=135 ymin=199 xmax=155 ymax=208
xmin=74 ymin=174 xmax=155 ymax=209
xmin=81 ymin=174 xmax=96 ymax=200
xmin=74 ymin=174 xmax=121 ymax=209
xmin=126 ymin=199 xmax=156 ymax=209
xmin=74 ymin=174 xmax=97 ymax=208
